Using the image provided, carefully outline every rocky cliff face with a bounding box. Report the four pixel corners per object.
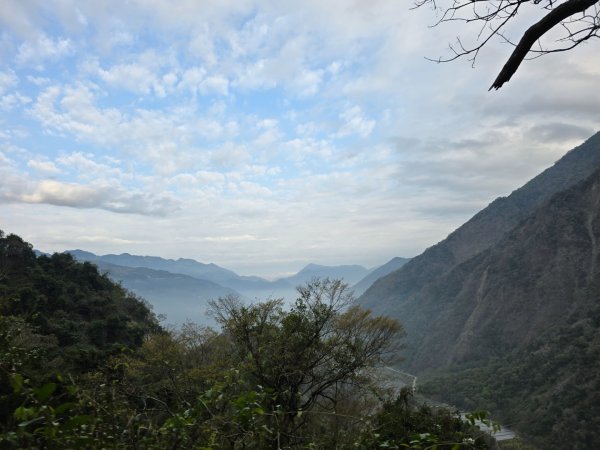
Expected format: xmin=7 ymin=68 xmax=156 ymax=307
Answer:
xmin=359 ymin=131 xmax=600 ymax=372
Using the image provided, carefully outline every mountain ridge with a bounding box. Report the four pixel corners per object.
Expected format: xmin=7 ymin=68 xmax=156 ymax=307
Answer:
xmin=417 ymin=166 xmax=600 ymax=448
xmin=66 ymin=251 xmax=401 ymax=321
xmin=352 ymin=257 xmax=410 ymax=296
xmin=359 ymin=131 xmax=600 ymax=370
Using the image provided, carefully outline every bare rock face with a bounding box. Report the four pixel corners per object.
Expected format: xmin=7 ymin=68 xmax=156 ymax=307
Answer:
xmin=359 ymin=131 xmax=600 ymax=372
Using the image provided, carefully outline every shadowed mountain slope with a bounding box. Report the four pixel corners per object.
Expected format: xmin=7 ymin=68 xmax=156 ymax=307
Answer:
xmin=407 ymin=166 xmax=600 ymax=370
xmin=352 ymin=257 xmax=410 ymax=297
xmin=359 ymin=131 xmax=600 ymax=371
xmin=417 ymin=169 xmax=600 ymax=448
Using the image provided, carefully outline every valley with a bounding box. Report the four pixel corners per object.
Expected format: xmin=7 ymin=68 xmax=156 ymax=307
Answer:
xmin=8 ymin=131 xmax=600 ymax=448
xmin=61 ymin=249 xmax=406 ymax=326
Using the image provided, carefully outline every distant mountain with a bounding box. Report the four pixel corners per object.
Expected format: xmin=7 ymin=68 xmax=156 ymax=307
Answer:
xmin=68 ymin=250 xmax=240 ymax=284
xmin=279 ymin=263 xmax=369 ymax=287
xmin=90 ymin=260 xmax=237 ymax=326
xmin=67 ymin=249 xmax=292 ymax=300
xmin=67 ymin=250 xmax=380 ymax=303
xmin=351 ymin=257 xmax=410 ymax=296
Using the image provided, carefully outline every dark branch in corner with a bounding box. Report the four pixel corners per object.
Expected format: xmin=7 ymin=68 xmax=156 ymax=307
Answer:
xmin=490 ymin=0 xmax=599 ymax=89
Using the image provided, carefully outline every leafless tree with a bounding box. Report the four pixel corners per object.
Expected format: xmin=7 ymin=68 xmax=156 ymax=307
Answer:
xmin=416 ymin=0 xmax=600 ymax=89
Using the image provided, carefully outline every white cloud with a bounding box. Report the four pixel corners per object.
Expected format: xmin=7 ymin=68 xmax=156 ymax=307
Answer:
xmin=81 ymin=52 xmax=178 ymax=97
xmin=27 ymin=158 xmax=61 ymax=175
xmin=210 ymin=142 xmax=250 ymax=169
xmin=2 ymin=0 xmax=600 ymax=278
xmin=234 ymin=180 xmax=272 ymax=197
xmin=56 ymin=151 xmax=131 ymax=182
xmin=336 ymin=106 xmax=375 ymax=138
xmin=284 ymin=138 xmax=333 ymax=164
xmin=177 ymin=67 xmax=229 ymax=96
xmin=3 ymin=179 xmax=178 ymax=216
xmin=97 ymin=61 xmax=159 ymax=95
xmin=16 ymin=33 xmax=74 ymax=66
xmin=0 ymin=92 xmax=31 ymax=111
xmin=26 ymin=75 xmax=50 ymax=86
xmin=292 ymin=69 xmax=323 ymax=96
xmin=188 ymin=26 xmax=218 ymax=66
xmin=30 ymin=84 xmax=122 ymax=142
xmin=29 ymin=84 xmax=207 ymax=172
xmin=0 ymin=70 xmax=18 ymax=95
xmin=196 ymin=170 xmax=226 ymax=185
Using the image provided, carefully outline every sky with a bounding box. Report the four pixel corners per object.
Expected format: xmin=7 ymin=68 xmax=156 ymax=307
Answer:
xmin=1 ymin=0 xmax=599 ymax=279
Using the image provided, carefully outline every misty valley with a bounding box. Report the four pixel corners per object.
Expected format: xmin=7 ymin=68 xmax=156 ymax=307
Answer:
xmin=2 ymin=132 xmax=600 ymax=448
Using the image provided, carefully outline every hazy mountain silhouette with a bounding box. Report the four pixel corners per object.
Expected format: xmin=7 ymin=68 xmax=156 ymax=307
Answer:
xmin=351 ymin=257 xmax=410 ymax=296
xmin=68 ymin=250 xmax=385 ymax=315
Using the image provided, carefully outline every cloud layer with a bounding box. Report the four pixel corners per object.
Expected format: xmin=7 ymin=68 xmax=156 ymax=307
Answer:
xmin=0 ymin=0 xmax=599 ymax=277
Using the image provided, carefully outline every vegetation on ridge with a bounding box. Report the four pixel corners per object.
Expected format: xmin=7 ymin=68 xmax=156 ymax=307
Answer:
xmin=0 ymin=231 xmax=495 ymax=449
xmin=358 ymin=134 xmax=600 ymax=449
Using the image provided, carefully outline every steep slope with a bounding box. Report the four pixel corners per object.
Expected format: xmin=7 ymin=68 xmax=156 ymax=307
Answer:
xmin=359 ymin=131 xmax=600 ymax=366
xmin=352 ymin=257 xmax=410 ymax=296
xmin=406 ymin=166 xmax=600 ymax=371
xmin=422 ymin=308 xmax=600 ymax=449
xmin=413 ymin=169 xmax=600 ymax=448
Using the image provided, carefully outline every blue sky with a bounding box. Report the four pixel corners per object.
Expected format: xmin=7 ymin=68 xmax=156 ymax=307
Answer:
xmin=1 ymin=1 xmax=599 ymax=278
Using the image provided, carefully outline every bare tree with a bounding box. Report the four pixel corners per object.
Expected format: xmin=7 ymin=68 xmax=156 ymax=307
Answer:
xmin=416 ymin=0 xmax=600 ymax=89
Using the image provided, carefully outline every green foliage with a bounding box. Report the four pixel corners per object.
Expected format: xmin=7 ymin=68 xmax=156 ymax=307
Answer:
xmin=356 ymin=389 xmax=495 ymax=449
xmin=421 ymin=304 xmax=600 ymax=449
xmin=0 ymin=232 xmax=161 ymax=374
xmin=208 ymin=278 xmax=404 ymax=447
xmin=0 ymin=231 xmax=498 ymax=449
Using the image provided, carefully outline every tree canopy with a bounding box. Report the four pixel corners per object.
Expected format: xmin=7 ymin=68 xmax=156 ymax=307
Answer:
xmin=209 ymin=278 xmax=403 ymax=446
xmin=0 ymin=231 xmax=498 ymax=449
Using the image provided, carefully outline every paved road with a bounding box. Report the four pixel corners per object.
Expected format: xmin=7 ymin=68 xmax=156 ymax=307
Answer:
xmin=382 ymin=366 xmax=515 ymax=442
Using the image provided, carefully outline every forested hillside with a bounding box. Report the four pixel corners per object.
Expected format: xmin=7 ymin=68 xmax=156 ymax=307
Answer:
xmin=359 ymin=133 xmax=600 ymax=448
xmin=418 ymin=168 xmax=600 ymax=448
xmin=0 ymin=232 xmax=161 ymax=371
xmin=0 ymin=231 xmax=495 ymax=449
xmin=422 ymin=304 xmax=600 ymax=449
xmin=360 ymin=131 xmax=600 ymax=335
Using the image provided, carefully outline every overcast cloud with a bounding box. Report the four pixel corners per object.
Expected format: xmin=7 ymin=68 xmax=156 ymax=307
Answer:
xmin=0 ymin=0 xmax=599 ymax=278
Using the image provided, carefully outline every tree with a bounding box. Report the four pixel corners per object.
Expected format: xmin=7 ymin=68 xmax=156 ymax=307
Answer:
xmin=416 ymin=0 xmax=600 ymax=89
xmin=0 ymin=231 xmax=36 ymax=284
xmin=209 ymin=278 xmax=403 ymax=448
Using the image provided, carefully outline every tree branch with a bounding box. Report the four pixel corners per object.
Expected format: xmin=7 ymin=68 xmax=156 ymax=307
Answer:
xmin=490 ymin=0 xmax=599 ymax=89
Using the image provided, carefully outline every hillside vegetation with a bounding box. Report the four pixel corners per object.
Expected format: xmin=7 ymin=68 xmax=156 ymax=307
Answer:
xmin=0 ymin=231 xmax=495 ymax=449
xmin=359 ymin=132 xmax=600 ymax=448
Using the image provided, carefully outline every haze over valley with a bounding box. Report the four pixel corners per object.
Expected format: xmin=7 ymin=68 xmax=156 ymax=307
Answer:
xmin=2 ymin=1 xmax=600 ymax=448
xmin=58 ymin=248 xmax=405 ymax=325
